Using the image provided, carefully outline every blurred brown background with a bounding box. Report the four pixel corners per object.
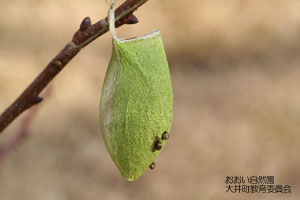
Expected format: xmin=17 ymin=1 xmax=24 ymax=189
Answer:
xmin=0 ymin=0 xmax=300 ymax=199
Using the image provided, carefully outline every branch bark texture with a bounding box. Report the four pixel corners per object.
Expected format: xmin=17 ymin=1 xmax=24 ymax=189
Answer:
xmin=0 ymin=0 xmax=149 ymax=134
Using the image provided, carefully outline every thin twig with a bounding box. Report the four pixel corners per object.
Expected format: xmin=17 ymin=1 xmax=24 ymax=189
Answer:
xmin=0 ymin=0 xmax=149 ymax=134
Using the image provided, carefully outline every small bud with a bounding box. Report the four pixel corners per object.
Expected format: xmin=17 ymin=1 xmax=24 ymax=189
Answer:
xmin=123 ymin=14 xmax=138 ymax=24
xmin=33 ymin=96 xmax=43 ymax=105
xmin=80 ymin=17 xmax=91 ymax=31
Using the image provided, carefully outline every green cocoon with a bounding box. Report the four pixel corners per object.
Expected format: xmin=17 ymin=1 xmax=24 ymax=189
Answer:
xmin=99 ymin=1 xmax=173 ymax=181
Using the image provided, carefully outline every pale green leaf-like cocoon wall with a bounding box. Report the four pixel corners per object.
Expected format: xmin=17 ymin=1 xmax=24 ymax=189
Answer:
xmin=99 ymin=0 xmax=173 ymax=181
xmin=99 ymin=31 xmax=173 ymax=181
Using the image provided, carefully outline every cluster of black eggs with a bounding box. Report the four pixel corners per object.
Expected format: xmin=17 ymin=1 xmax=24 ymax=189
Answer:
xmin=149 ymin=131 xmax=170 ymax=170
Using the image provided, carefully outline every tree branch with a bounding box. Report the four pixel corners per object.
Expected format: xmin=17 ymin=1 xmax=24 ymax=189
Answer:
xmin=0 ymin=0 xmax=149 ymax=134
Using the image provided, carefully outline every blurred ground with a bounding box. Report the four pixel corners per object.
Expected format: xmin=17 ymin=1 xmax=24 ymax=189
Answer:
xmin=0 ymin=0 xmax=300 ymax=199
